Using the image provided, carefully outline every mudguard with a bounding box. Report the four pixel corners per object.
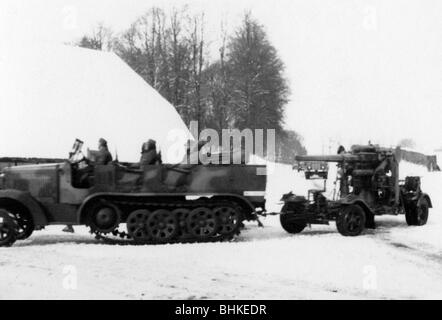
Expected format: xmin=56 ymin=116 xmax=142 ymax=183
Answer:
xmin=280 ymin=192 xmax=307 ymax=203
xmin=421 ymin=193 xmax=433 ymax=208
xmin=0 ymin=189 xmax=48 ymax=226
xmin=338 ymin=196 xmax=373 ymax=215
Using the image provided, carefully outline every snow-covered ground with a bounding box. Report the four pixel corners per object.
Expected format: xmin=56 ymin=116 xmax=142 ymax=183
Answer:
xmin=1 ymin=162 xmax=441 ymax=300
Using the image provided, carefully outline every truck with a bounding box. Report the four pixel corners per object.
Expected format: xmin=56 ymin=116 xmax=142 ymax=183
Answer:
xmin=0 ymin=140 xmax=266 ymax=246
xmin=280 ymin=145 xmax=433 ymax=236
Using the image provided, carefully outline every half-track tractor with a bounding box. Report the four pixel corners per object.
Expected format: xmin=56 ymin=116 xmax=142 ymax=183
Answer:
xmin=0 ymin=140 xmax=266 ymax=246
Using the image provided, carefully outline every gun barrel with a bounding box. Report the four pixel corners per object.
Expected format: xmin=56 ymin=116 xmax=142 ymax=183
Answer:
xmin=296 ymin=154 xmax=379 ymax=163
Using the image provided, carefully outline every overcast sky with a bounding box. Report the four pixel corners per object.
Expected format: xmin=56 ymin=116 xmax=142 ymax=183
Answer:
xmin=1 ymin=0 xmax=442 ymax=154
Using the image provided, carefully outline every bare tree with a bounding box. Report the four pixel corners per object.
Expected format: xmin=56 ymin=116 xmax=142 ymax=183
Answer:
xmin=78 ymin=22 xmax=113 ymax=51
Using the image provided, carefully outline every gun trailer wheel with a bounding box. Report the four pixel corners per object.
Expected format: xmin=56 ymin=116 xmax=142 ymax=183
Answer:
xmin=406 ymin=198 xmax=429 ymax=226
xmin=336 ymin=205 xmax=366 ymax=236
xmin=280 ymin=204 xmax=307 ymax=234
xmin=0 ymin=209 xmax=18 ymax=247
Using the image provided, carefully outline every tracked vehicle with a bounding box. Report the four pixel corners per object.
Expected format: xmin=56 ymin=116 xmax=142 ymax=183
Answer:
xmin=280 ymin=145 xmax=433 ymax=236
xmin=0 ymin=141 xmax=266 ymax=246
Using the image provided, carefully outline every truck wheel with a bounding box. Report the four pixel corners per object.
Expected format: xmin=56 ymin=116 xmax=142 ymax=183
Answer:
xmin=280 ymin=204 xmax=307 ymax=234
xmin=336 ymin=205 xmax=366 ymax=236
xmin=15 ymin=211 xmax=34 ymax=240
xmin=406 ymin=198 xmax=429 ymax=226
xmin=0 ymin=209 xmax=18 ymax=247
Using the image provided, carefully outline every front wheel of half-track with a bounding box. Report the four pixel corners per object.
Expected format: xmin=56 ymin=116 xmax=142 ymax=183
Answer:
xmin=15 ymin=211 xmax=34 ymax=240
xmin=0 ymin=209 xmax=19 ymax=247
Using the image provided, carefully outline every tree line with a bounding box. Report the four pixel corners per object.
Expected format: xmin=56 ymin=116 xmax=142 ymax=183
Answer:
xmin=77 ymin=7 xmax=306 ymax=163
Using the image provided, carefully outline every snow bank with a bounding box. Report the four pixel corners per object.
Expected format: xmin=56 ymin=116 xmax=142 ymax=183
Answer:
xmin=0 ymin=160 xmax=441 ymax=299
xmin=0 ymin=44 xmax=191 ymax=162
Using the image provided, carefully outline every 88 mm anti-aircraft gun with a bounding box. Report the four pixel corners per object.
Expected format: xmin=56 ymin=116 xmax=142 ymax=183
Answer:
xmin=280 ymin=145 xmax=432 ymax=236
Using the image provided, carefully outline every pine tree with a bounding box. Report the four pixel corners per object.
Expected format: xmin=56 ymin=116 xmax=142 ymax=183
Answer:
xmin=227 ymin=13 xmax=289 ymax=132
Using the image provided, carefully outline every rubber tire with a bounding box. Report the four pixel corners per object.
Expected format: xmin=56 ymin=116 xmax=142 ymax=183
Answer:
xmin=0 ymin=209 xmax=18 ymax=247
xmin=15 ymin=212 xmax=34 ymax=240
xmin=405 ymin=198 xmax=429 ymax=226
xmin=280 ymin=204 xmax=307 ymax=234
xmin=336 ymin=205 xmax=366 ymax=237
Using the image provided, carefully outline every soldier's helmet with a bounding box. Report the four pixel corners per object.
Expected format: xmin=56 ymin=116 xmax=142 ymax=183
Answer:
xmin=337 ymin=145 xmax=346 ymax=154
xmin=99 ymin=138 xmax=108 ymax=147
xmin=141 ymin=139 xmax=156 ymax=152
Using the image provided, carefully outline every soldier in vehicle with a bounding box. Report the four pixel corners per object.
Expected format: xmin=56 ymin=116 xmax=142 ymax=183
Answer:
xmin=140 ymin=139 xmax=160 ymax=169
xmin=73 ymin=138 xmax=113 ymax=187
xmin=64 ymin=138 xmax=113 ymax=233
xmin=336 ymin=145 xmax=350 ymax=196
xmin=337 ymin=145 xmax=346 ymax=155
xmin=95 ymin=138 xmax=113 ymax=165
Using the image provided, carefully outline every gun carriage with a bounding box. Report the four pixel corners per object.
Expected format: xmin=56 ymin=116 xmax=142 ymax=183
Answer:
xmin=280 ymin=145 xmax=432 ymax=236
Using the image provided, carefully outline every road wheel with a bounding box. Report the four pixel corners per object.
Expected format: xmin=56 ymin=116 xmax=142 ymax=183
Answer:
xmin=147 ymin=209 xmax=178 ymax=243
xmin=336 ymin=205 xmax=366 ymax=236
xmin=213 ymin=205 xmax=242 ymax=236
xmin=89 ymin=202 xmax=121 ymax=234
xmin=126 ymin=209 xmax=151 ymax=242
xmin=187 ymin=207 xmax=219 ymax=239
xmin=280 ymin=203 xmax=307 ymax=234
xmin=406 ymin=198 xmax=429 ymax=226
xmin=0 ymin=209 xmax=18 ymax=247
xmin=173 ymin=208 xmax=192 ymax=240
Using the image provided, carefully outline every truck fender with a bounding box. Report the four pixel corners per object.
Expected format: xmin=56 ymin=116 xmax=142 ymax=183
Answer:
xmin=340 ymin=198 xmax=374 ymax=216
xmin=0 ymin=190 xmax=48 ymax=227
xmin=280 ymin=192 xmax=307 ymax=203
xmin=420 ymin=193 xmax=433 ymax=208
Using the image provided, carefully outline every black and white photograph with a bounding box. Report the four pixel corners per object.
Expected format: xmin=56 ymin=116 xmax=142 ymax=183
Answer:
xmin=0 ymin=0 xmax=441 ymax=304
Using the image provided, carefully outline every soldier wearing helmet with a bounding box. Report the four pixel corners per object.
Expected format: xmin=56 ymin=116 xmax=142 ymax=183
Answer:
xmin=140 ymin=139 xmax=160 ymax=169
xmin=95 ymin=138 xmax=113 ymax=165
